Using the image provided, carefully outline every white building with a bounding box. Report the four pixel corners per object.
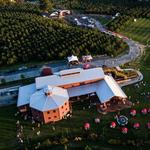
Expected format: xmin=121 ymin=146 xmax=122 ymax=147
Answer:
xmin=17 ymin=67 xmax=129 ymax=123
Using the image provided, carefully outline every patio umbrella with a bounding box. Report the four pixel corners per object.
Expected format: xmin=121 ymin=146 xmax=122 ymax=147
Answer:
xmin=147 ymin=122 xmax=150 ymax=129
xmin=83 ymin=63 xmax=90 ymax=69
xmin=110 ymin=121 xmax=116 ymax=128
xmin=41 ymin=67 xmax=53 ymax=76
xmin=141 ymin=108 xmax=147 ymax=115
xmin=84 ymin=123 xmax=90 ymax=130
xmin=133 ymin=122 xmax=140 ymax=129
xmin=130 ymin=109 xmax=136 ymax=116
xmin=121 ymin=127 xmax=128 ymax=134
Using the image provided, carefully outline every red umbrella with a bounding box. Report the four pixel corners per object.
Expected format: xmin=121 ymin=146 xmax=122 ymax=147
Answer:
xmin=83 ymin=63 xmax=90 ymax=69
xmin=84 ymin=123 xmax=90 ymax=130
xmin=121 ymin=127 xmax=128 ymax=134
xmin=41 ymin=67 xmax=53 ymax=76
xmin=141 ymin=108 xmax=147 ymax=115
xmin=147 ymin=122 xmax=150 ymax=129
xmin=130 ymin=109 xmax=136 ymax=116
xmin=147 ymin=108 xmax=150 ymax=113
xmin=110 ymin=122 xmax=116 ymax=128
xmin=133 ymin=122 xmax=140 ymax=129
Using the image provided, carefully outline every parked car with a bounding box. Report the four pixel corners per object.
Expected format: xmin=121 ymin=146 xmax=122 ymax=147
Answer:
xmin=18 ymin=66 xmax=27 ymax=71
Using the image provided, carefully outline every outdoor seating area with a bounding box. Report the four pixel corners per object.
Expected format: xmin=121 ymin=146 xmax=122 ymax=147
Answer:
xmin=108 ymin=107 xmax=150 ymax=134
xmin=97 ymin=97 xmax=132 ymax=113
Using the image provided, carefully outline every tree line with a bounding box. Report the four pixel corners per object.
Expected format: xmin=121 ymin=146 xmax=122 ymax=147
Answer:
xmin=0 ymin=4 xmax=128 ymax=66
xmin=53 ymin=0 xmax=150 ymax=15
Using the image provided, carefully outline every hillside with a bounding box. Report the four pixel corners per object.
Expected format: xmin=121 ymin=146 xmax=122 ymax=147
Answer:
xmin=0 ymin=3 xmax=128 ymax=66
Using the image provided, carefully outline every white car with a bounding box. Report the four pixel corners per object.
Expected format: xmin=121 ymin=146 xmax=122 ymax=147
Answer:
xmin=82 ymin=16 xmax=88 ymax=19
xmin=18 ymin=66 xmax=27 ymax=71
xmin=50 ymin=12 xmax=59 ymax=17
xmin=88 ymin=24 xmax=95 ymax=28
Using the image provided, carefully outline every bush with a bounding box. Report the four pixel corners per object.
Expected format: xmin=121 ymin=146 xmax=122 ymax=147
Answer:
xmin=20 ymin=74 xmax=25 ymax=79
xmin=1 ymin=78 xmax=6 ymax=84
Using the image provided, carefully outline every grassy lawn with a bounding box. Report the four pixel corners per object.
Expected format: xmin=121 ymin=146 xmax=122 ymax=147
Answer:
xmin=120 ymin=18 xmax=150 ymax=45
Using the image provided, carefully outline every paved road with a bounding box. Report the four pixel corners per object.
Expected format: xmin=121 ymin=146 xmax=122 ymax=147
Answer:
xmin=93 ymin=20 xmax=144 ymax=67
xmin=0 ymin=17 xmax=144 ymax=84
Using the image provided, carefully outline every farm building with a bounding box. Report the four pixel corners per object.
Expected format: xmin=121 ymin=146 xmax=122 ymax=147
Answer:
xmin=17 ymin=67 xmax=130 ymax=123
xmin=30 ymin=85 xmax=70 ymax=123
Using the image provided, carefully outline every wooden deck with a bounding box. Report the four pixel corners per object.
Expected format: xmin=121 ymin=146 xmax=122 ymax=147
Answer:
xmin=97 ymin=98 xmax=132 ymax=114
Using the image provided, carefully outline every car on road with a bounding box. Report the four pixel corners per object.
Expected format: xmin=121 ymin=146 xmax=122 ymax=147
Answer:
xmin=18 ymin=66 xmax=27 ymax=71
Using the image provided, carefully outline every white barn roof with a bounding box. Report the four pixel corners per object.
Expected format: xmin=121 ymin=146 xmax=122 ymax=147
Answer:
xmin=96 ymin=75 xmax=127 ymax=103
xmin=30 ymin=85 xmax=69 ymax=112
xmin=68 ymin=83 xmax=96 ymax=98
xmin=36 ymin=67 xmax=105 ymax=90
xmin=59 ymin=68 xmax=81 ymax=76
xmin=67 ymin=75 xmax=127 ymax=103
xmin=17 ymin=84 xmax=36 ymax=107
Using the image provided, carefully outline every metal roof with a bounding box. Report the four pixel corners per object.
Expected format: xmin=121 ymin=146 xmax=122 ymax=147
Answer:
xmin=68 ymin=75 xmax=127 ymax=103
xmin=59 ymin=68 xmax=81 ymax=76
xmin=30 ymin=85 xmax=69 ymax=111
xmin=96 ymin=75 xmax=127 ymax=103
xmin=36 ymin=67 xmax=105 ymax=90
xmin=17 ymin=84 xmax=36 ymax=107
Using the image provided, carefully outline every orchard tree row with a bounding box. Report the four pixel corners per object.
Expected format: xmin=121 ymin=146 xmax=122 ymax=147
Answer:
xmin=0 ymin=4 xmax=128 ymax=66
xmin=0 ymin=2 xmax=40 ymax=14
xmin=107 ymin=7 xmax=150 ymax=31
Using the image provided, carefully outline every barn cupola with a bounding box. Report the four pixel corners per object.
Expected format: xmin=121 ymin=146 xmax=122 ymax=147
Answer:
xmin=44 ymin=85 xmax=53 ymax=96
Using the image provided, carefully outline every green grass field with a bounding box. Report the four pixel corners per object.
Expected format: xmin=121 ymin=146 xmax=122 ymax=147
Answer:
xmin=120 ymin=18 xmax=150 ymax=45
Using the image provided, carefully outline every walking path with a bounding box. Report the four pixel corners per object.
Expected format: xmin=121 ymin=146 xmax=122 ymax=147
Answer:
xmin=93 ymin=20 xmax=145 ymax=67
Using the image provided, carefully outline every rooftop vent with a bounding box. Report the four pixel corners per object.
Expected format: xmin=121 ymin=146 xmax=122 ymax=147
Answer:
xmin=59 ymin=68 xmax=81 ymax=77
xmin=44 ymin=85 xmax=53 ymax=96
